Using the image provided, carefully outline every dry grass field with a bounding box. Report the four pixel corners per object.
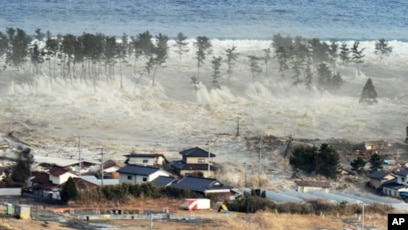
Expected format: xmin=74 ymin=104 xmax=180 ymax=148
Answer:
xmin=0 ymin=210 xmax=388 ymax=230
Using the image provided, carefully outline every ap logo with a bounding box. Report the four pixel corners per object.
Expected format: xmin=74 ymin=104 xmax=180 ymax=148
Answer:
xmin=389 ymin=214 xmax=408 ymax=229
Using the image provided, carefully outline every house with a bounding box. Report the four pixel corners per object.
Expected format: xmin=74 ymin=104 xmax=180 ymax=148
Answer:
xmin=103 ymin=159 xmax=124 ymax=173
xmin=117 ymin=165 xmax=172 ymax=184
xmin=80 ymin=175 xmax=119 ymax=186
xmin=48 ymin=166 xmax=77 ymax=185
xmin=382 ymin=178 xmax=408 ymax=197
xmin=124 ymin=152 xmax=168 ymax=167
xmin=152 ymin=175 xmax=177 ymax=187
xmin=35 ymin=155 xmax=99 ymax=175
xmin=367 ymin=170 xmax=395 ymax=190
xmin=393 ymin=168 xmax=408 ymax=186
xmin=170 ymin=176 xmax=232 ymax=201
xmin=171 ymin=147 xmax=217 ymax=178
xmin=29 ymin=172 xmax=61 ymax=199
xmin=295 ymin=180 xmax=330 ymax=193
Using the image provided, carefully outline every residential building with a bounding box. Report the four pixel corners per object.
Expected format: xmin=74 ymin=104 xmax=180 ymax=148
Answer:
xmin=171 ymin=147 xmax=217 ymax=178
xmin=367 ymin=170 xmax=395 ymax=190
xmin=124 ymin=152 xmax=168 ymax=167
xmin=117 ymin=165 xmax=171 ymax=184
xmin=171 ymin=176 xmax=232 ymax=201
xmin=48 ymin=166 xmax=77 ymax=185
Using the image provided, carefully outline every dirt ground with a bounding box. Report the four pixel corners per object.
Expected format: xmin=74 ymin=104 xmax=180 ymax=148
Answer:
xmin=0 ymin=210 xmax=388 ymax=230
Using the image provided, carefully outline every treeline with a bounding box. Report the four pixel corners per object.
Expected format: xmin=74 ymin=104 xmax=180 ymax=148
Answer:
xmin=0 ymin=27 xmax=393 ymax=93
xmin=61 ymin=178 xmax=207 ymax=203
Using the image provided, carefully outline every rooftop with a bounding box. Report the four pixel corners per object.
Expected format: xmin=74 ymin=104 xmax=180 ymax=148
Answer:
xmin=117 ymin=165 xmax=160 ymax=176
xmin=179 ymin=147 xmax=216 ymax=158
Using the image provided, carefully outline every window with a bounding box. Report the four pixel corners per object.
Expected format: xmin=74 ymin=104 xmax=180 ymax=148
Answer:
xmin=402 ymin=177 xmax=405 ymax=182
xmin=143 ymin=177 xmax=147 ymax=182
xmin=198 ymin=158 xmax=206 ymax=163
xmin=143 ymin=159 xmax=148 ymax=163
xmin=127 ymin=175 xmax=132 ymax=180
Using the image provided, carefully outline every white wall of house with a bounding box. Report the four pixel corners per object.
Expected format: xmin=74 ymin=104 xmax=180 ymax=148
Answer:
xmin=127 ymin=157 xmax=166 ymax=166
xmin=396 ymin=175 xmax=408 ymax=186
xmin=119 ymin=169 xmax=171 ymax=184
xmin=382 ymin=187 xmax=408 ymax=197
xmin=50 ymin=173 xmax=77 ymax=185
xmin=297 ymin=186 xmax=329 ymax=193
xmin=186 ymin=157 xmax=210 ymax=164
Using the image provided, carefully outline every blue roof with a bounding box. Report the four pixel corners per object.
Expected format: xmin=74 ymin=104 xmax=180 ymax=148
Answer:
xmin=368 ymin=170 xmax=390 ymax=180
xmin=117 ymin=165 xmax=159 ymax=176
xmin=171 ymin=176 xmax=231 ymax=193
xmin=180 ymin=147 xmax=216 ymax=158
xmin=396 ymin=169 xmax=408 ymax=177
xmin=152 ymin=176 xmax=176 ymax=186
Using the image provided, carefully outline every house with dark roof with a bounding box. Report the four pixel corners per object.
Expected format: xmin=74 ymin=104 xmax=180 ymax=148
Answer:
xmin=124 ymin=152 xmax=168 ymax=167
xmin=152 ymin=175 xmax=177 ymax=186
xmin=382 ymin=178 xmax=408 ymax=197
xmin=367 ymin=170 xmax=395 ymax=190
xmin=170 ymin=176 xmax=232 ymax=201
xmin=48 ymin=166 xmax=77 ymax=185
xmin=117 ymin=165 xmax=172 ymax=184
xmin=295 ymin=180 xmax=331 ymax=193
xmin=171 ymin=147 xmax=217 ymax=178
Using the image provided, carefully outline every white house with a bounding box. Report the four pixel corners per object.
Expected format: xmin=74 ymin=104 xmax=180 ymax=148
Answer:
xmin=48 ymin=167 xmax=77 ymax=185
xmin=124 ymin=153 xmax=168 ymax=167
xmin=117 ymin=165 xmax=171 ymax=184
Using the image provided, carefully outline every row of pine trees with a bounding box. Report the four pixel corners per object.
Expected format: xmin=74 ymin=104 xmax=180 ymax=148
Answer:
xmin=0 ymin=27 xmax=390 ymax=99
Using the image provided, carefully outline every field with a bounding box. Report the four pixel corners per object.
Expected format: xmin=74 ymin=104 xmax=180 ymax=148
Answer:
xmin=0 ymin=210 xmax=389 ymax=230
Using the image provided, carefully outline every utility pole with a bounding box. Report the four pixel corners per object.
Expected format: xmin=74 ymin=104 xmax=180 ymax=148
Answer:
xmin=207 ymin=141 xmax=211 ymax=177
xmin=236 ymin=117 xmax=240 ymax=136
xmin=244 ymin=162 xmax=247 ymax=187
xmin=78 ymin=134 xmax=81 ymax=177
xmin=258 ymin=136 xmax=263 ymax=188
xmin=100 ymin=148 xmax=104 ymax=187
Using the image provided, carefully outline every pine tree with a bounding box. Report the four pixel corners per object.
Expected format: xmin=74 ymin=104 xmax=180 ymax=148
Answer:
xmin=359 ymin=78 xmax=378 ymax=104
xmin=248 ymin=55 xmax=262 ymax=81
xmin=225 ymin=45 xmax=239 ymax=79
xmin=369 ymin=153 xmax=384 ymax=172
xmin=174 ymin=32 xmax=189 ymax=61
xmin=350 ymin=156 xmax=366 ymax=172
xmin=11 ymin=148 xmax=34 ymax=184
xmin=211 ymin=56 xmax=222 ymax=89
xmin=339 ymin=42 xmax=350 ymax=64
xmin=375 ymin=38 xmax=392 ymax=61
xmin=61 ymin=177 xmax=79 ymax=202
xmin=350 ymin=41 xmax=365 ymax=75
xmin=193 ymin=36 xmax=211 ymax=84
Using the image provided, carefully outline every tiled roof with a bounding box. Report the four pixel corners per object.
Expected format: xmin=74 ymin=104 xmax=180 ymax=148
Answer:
xmin=179 ymin=147 xmax=216 ymax=158
xmin=117 ymin=165 xmax=160 ymax=176
xmin=368 ymin=170 xmax=390 ymax=180
xmin=49 ymin=167 xmax=70 ymax=176
xmin=152 ymin=176 xmax=176 ymax=186
xmin=171 ymin=176 xmax=232 ymax=193
xmin=295 ymin=180 xmax=330 ymax=188
xmin=125 ymin=153 xmax=167 ymax=159
xmin=382 ymin=178 xmax=407 ymax=190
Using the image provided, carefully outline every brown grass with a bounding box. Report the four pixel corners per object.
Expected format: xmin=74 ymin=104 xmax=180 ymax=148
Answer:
xmin=0 ymin=205 xmax=389 ymax=230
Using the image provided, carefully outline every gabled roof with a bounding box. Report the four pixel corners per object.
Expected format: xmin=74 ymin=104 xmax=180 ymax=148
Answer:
xmin=31 ymin=172 xmax=50 ymax=184
xmin=103 ymin=159 xmax=124 ymax=169
xmin=395 ymin=168 xmax=408 ymax=177
xmin=171 ymin=176 xmax=231 ymax=193
xmin=49 ymin=167 xmax=70 ymax=176
xmin=117 ymin=165 xmax=160 ymax=176
xmin=295 ymin=180 xmax=330 ymax=188
xmin=152 ymin=176 xmax=177 ymax=186
xmin=179 ymin=147 xmax=216 ymax=158
xmin=368 ymin=170 xmax=391 ymax=180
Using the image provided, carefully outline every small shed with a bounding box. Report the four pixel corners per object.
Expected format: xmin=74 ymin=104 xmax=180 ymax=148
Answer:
xmin=295 ymin=180 xmax=330 ymax=193
xmin=14 ymin=204 xmax=31 ymax=219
